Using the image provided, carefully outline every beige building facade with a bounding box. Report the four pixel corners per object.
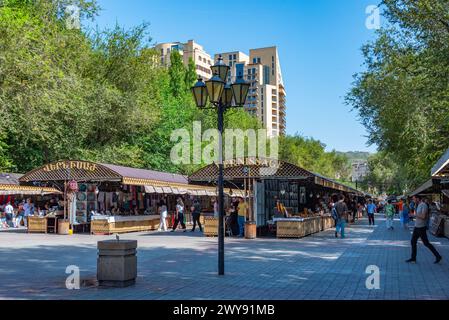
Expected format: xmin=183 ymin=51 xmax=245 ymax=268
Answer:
xmin=155 ymin=40 xmax=213 ymax=80
xmin=155 ymin=41 xmax=286 ymax=137
xmin=215 ymin=46 xmax=286 ymax=137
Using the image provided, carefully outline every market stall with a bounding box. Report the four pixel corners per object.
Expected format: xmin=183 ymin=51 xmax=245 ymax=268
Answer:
xmin=189 ymin=157 xmax=362 ymax=238
xmin=428 ymin=150 xmax=449 ymax=239
xmin=0 ymin=182 xmax=63 ymax=232
xmin=18 ymin=160 xmax=226 ymax=235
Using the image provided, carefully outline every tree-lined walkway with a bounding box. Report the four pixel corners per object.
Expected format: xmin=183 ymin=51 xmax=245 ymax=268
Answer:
xmin=0 ymin=216 xmax=448 ymax=300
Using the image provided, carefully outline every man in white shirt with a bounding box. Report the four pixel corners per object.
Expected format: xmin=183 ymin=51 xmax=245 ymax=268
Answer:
xmin=406 ymin=196 xmax=442 ymax=264
xmin=5 ymin=202 xmax=14 ymax=227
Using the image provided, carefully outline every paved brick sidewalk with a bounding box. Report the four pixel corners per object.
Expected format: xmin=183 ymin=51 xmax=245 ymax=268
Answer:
xmin=0 ymin=216 xmax=448 ymax=300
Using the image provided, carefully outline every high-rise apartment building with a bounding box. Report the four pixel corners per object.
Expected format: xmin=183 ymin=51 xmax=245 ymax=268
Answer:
xmin=154 ymin=40 xmax=213 ymax=80
xmin=155 ymin=41 xmax=287 ymax=137
xmin=215 ymin=46 xmax=286 ymax=137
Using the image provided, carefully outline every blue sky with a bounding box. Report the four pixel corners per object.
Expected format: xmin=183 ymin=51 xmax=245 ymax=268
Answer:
xmin=91 ymin=0 xmax=380 ymax=153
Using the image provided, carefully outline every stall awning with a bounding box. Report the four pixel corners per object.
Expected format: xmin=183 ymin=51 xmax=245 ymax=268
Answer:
xmin=409 ymin=179 xmax=442 ymax=197
xmin=0 ymin=184 xmax=62 ymax=196
xmin=189 ymin=158 xmax=314 ymax=181
xmin=432 ymin=148 xmax=449 ymax=177
xmin=18 ymin=160 xmax=242 ymax=198
xmin=313 ymin=174 xmax=362 ymax=196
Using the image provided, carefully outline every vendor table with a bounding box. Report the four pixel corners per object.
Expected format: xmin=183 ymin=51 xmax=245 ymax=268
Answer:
xmin=28 ymin=216 xmax=61 ymax=233
xmin=321 ymin=215 xmax=335 ymax=231
xmin=28 ymin=216 xmax=47 ymax=233
xmin=203 ymin=216 xmax=225 ymax=237
xmin=90 ymin=215 xmax=171 ymax=235
xmin=276 ymin=216 xmax=322 ymax=238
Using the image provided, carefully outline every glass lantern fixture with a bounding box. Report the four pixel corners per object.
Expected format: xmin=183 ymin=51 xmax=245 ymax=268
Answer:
xmin=191 ymin=77 xmax=208 ymax=108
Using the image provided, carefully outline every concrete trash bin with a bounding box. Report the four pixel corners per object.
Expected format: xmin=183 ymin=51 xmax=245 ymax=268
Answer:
xmin=97 ymin=239 xmax=137 ymax=287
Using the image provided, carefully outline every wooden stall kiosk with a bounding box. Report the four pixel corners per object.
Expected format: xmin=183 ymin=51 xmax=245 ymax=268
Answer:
xmin=18 ymin=160 xmax=220 ymax=235
xmin=407 ymin=149 xmax=449 ymax=239
xmin=0 ymin=182 xmax=63 ymax=233
xmin=189 ymin=157 xmax=363 ymax=239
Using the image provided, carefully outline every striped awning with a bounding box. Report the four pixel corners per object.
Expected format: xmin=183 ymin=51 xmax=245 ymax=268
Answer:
xmin=0 ymin=184 xmax=62 ymax=196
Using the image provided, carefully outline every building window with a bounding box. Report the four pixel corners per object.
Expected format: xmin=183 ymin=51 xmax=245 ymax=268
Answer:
xmin=233 ymin=54 xmax=237 ymax=60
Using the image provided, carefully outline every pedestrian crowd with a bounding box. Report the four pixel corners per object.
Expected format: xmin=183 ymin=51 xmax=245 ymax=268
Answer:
xmin=328 ymin=194 xmax=443 ymax=264
xmin=0 ymin=198 xmax=34 ymax=229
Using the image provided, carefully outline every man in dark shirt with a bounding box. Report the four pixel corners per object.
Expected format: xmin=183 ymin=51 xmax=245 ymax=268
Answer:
xmin=191 ymin=199 xmax=203 ymax=232
xmin=335 ymin=195 xmax=349 ymax=238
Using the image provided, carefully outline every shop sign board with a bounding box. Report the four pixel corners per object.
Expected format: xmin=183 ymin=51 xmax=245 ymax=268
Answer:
xmin=43 ymin=161 xmax=97 ymax=172
xmin=223 ymin=157 xmax=279 ymax=169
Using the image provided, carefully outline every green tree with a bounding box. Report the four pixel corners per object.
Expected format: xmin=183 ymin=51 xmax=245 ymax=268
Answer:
xmin=185 ymin=57 xmax=197 ymax=88
xmin=362 ymin=152 xmax=408 ymax=195
xmin=346 ymin=0 xmax=449 ymax=191
xmin=0 ymin=0 xmax=264 ymax=175
xmin=279 ymin=134 xmax=351 ymax=180
xmin=168 ymin=50 xmax=186 ymax=98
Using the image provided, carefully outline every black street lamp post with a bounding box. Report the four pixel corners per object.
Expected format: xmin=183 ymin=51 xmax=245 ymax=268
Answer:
xmin=191 ymin=55 xmax=250 ymax=275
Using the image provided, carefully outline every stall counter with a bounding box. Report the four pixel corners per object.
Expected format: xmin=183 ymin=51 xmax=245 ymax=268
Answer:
xmin=276 ymin=216 xmax=334 ymax=238
xmin=91 ymin=214 xmax=171 ymax=235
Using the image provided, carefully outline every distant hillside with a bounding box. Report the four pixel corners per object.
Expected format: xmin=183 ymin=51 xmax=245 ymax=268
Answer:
xmin=336 ymin=151 xmax=371 ymax=163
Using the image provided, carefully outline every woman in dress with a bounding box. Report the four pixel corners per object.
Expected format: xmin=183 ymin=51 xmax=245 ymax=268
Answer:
xmin=158 ymin=200 xmax=168 ymax=231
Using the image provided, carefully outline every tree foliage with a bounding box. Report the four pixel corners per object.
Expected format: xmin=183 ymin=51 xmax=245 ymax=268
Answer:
xmin=279 ymin=134 xmax=351 ymax=181
xmin=346 ymin=0 xmax=449 ymax=191
xmin=0 ymin=0 xmax=357 ymax=182
xmin=0 ymin=0 xmax=261 ymax=174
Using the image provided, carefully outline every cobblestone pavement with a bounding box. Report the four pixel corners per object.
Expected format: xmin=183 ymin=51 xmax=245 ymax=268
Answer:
xmin=1 ymin=216 xmax=448 ymax=300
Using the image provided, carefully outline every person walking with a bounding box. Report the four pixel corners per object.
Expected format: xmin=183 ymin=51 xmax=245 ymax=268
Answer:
xmin=15 ymin=200 xmax=25 ymax=228
xmin=23 ymin=198 xmax=34 ymax=228
xmin=385 ymin=199 xmax=395 ymax=230
xmin=1 ymin=209 xmax=9 ymax=229
xmin=230 ymin=199 xmax=240 ymax=236
xmin=406 ymin=195 xmax=442 ymax=264
xmin=171 ymin=198 xmax=186 ymax=232
xmin=4 ymin=201 xmax=14 ymax=228
xmin=401 ymin=200 xmax=410 ymax=230
xmin=190 ymin=198 xmax=203 ymax=232
xmin=212 ymin=197 xmax=219 ymax=218
xmin=157 ymin=200 xmax=168 ymax=231
xmin=237 ymin=197 xmax=247 ymax=237
xmin=334 ymin=195 xmax=348 ymax=238
xmin=366 ymin=200 xmax=376 ymax=226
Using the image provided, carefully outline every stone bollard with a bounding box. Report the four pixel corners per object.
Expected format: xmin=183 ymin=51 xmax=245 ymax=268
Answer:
xmin=97 ymin=239 xmax=137 ymax=287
